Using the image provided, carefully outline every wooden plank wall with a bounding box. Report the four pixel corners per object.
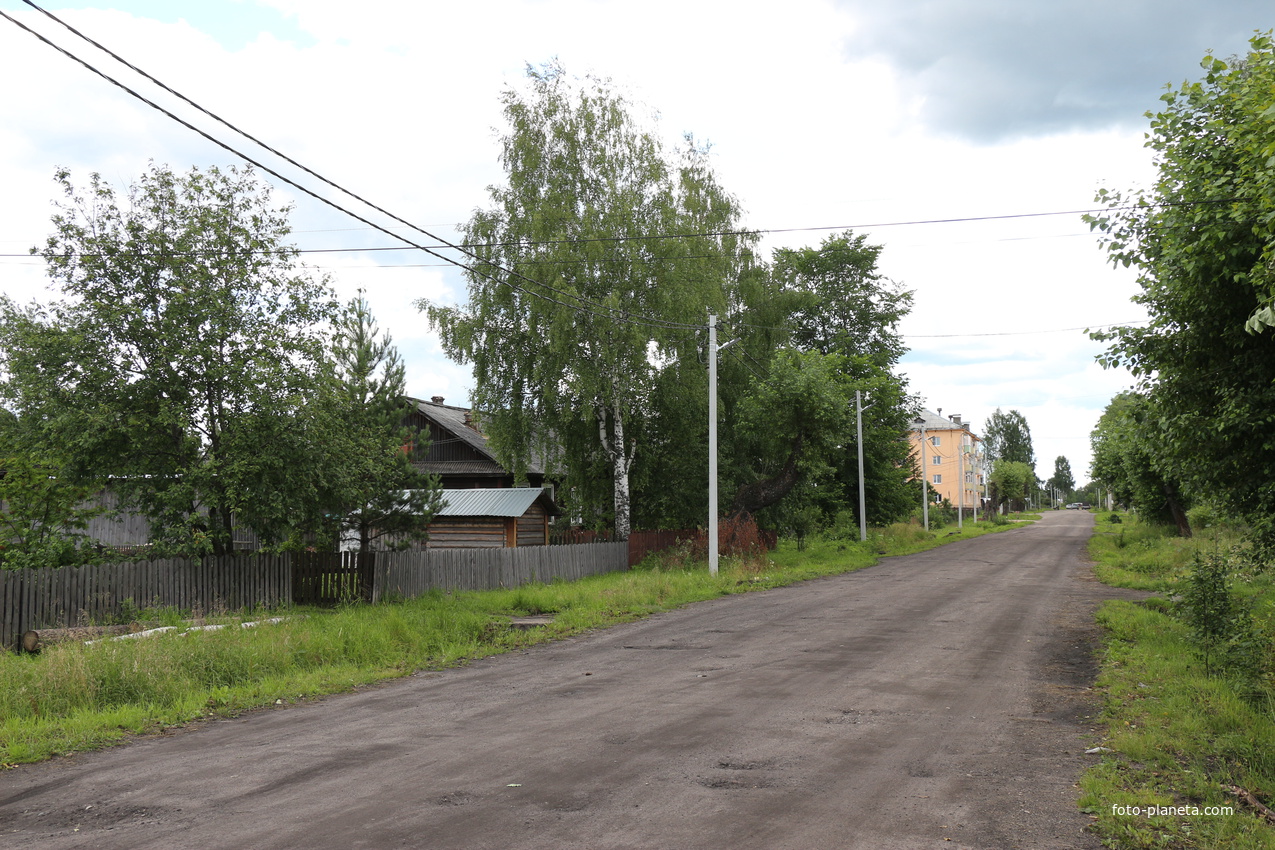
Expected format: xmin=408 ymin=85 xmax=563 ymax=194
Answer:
xmin=1 ymin=544 xmax=628 ymax=650
xmin=426 ymin=518 xmax=508 ymax=548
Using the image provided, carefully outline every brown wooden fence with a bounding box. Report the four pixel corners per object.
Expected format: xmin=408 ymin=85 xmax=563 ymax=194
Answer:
xmin=0 ymin=543 xmax=628 ymax=651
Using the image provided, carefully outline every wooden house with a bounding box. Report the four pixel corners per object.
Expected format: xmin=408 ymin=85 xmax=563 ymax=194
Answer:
xmin=404 ymin=396 xmax=546 ymax=490
xmin=426 ymin=488 xmax=560 ymax=549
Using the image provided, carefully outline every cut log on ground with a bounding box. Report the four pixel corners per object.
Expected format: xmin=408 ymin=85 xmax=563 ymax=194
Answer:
xmin=21 ymin=625 xmax=137 ymax=653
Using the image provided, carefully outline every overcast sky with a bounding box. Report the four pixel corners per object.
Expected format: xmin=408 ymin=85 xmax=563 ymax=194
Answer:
xmin=0 ymin=0 xmax=1270 ymax=487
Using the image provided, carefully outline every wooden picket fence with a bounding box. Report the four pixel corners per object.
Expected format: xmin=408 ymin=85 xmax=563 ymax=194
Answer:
xmin=0 ymin=543 xmax=627 ymax=651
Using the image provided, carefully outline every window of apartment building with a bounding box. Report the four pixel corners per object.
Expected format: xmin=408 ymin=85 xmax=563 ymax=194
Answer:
xmin=929 ymin=436 xmax=940 ymax=446
xmin=932 ymin=474 xmax=942 ymax=484
xmin=932 ymin=455 xmax=942 ymax=467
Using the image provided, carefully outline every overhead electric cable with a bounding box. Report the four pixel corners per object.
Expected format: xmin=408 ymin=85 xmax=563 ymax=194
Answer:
xmin=904 ymin=320 xmax=1149 ymax=339
xmin=4 ymin=2 xmax=703 ymax=333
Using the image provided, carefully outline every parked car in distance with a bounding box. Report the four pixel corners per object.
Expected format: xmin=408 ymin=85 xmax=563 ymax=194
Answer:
xmin=1066 ymin=503 xmax=1081 ymax=510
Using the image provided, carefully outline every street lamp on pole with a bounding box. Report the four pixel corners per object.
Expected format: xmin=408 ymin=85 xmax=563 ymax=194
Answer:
xmin=913 ymin=416 xmax=929 ymax=532
xmin=707 ymin=314 xmax=736 ymax=577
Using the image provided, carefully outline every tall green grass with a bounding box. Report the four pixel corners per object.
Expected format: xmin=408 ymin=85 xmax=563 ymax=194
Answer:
xmin=1 ymin=516 xmax=1030 ymax=767
xmin=1084 ymin=513 xmax=1275 ymax=848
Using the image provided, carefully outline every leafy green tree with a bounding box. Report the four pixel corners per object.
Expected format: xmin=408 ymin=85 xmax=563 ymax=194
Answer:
xmin=982 ymin=408 xmax=1035 ymax=467
xmin=1089 ymin=391 xmax=1191 ymax=535
xmin=0 ymin=164 xmax=338 ymax=556
xmin=0 ymin=448 xmax=102 ymax=570
xmin=769 ymin=231 xmax=918 ymax=527
xmin=988 ymin=460 xmax=1033 ymax=514
xmin=723 ymin=349 xmax=852 ymax=519
xmin=422 ymin=62 xmax=752 ymax=538
xmin=1047 ymin=456 xmax=1075 ymax=501
xmin=308 ymin=293 xmax=443 ymax=553
xmin=1085 ymin=36 xmax=1275 ymax=546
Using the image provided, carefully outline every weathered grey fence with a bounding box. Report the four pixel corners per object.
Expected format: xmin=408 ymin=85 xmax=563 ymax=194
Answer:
xmin=1 ymin=543 xmax=628 ymax=651
xmin=372 ymin=543 xmax=628 ymax=601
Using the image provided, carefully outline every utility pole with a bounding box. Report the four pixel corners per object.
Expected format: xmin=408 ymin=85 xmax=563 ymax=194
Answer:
xmin=706 ymin=315 xmax=736 ymax=577
xmin=855 ymin=390 xmax=875 ymax=542
xmin=913 ymin=416 xmax=929 ymax=531
xmin=708 ymin=315 xmax=719 ymax=577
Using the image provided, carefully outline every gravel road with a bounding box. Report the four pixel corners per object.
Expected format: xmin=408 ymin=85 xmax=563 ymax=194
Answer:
xmin=1 ymin=510 xmax=1120 ymax=849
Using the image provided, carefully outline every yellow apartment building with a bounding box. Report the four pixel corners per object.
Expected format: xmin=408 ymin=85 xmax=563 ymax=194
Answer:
xmin=910 ymin=408 xmax=984 ymax=515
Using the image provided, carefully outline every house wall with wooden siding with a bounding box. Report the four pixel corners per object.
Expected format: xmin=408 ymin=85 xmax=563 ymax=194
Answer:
xmin=516 ymin=503 xmax=549 ymax=547
xmin=426 ymin=517 xmax=509 ymax=549
xmin=427 ymin=512 xmax=550 ymax=549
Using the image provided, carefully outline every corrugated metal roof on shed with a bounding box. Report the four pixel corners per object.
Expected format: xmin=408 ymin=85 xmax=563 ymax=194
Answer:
xmin=436 ymin=488 xmax=554 ymax=518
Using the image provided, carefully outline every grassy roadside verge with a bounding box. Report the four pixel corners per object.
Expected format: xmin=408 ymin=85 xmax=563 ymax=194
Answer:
xmin=1082 ymin=512 xmax=1275 ymax=848
xmin=1 ymin=515 xmax=1026 ymax=768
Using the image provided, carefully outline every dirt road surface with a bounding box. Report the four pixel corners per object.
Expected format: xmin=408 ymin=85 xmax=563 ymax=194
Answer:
xmin=1 ymin=511 xmax=1119 ymax=849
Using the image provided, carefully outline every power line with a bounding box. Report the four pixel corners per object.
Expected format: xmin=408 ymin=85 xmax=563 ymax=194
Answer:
xmin=4 ymin=2 xmax=704 ymax=333
xmin=903 ymin=320 xmax=1149 ymax=339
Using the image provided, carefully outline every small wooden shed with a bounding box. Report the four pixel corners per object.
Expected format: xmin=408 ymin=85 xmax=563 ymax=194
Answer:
xmin=426 ymin=488 xmax=560 ymax=549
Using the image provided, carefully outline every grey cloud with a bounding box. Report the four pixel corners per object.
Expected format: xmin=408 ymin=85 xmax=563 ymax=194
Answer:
xmin=837 ymin=0 xmax=1271 ymax=142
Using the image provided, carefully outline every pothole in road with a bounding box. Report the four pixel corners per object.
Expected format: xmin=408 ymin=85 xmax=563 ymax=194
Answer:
xmin=716 ymin=759 xmax=775 ymax=771
xmin=699 ymin=777 xmax=777 ymax=789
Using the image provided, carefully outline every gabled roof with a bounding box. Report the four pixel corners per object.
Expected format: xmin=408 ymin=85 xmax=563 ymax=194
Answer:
xmin=407 ymin=396 xmax=546 ymax=476
xmin=436 ymin=488 xmax=560 ymax=518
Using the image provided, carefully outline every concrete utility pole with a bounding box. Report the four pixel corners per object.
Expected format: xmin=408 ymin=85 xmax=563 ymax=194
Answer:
xmin=708 ymin=315 xmax=719 ymax=577
xmin=856 ymin=390 xmax=875 ymax=542
xmin=914 ymin=416 xmax=929 ymax=531
xmin=706 ymin=315 xmax=736 ymax=577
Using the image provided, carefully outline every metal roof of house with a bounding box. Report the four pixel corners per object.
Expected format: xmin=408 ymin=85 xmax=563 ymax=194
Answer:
xmin=436 ymin=488 xmax=559 ymax=518
xmin=912 ymin=408 xmax=979 ymax=437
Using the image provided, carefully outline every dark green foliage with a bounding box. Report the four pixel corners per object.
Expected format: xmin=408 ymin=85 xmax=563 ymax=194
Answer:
xmin=1090 ymin=392 xmax=1191 ymax=536
xmin=301 ymin=292 xmax=443 ymax=552
xmin=982 ymin=408 xmax=1034 ymax=467
xmin=0 ymin=449 xmax=102 ymax=569
xmin=758 ymin=231 xmax=918 ymax=527
xmin=0 ymin=164 xmax=338 ymax=556
xmin=1087 ymin=34 xmax=1275 ymax=552
xmin=1047 ymin=456 xmax=1074 ymax=498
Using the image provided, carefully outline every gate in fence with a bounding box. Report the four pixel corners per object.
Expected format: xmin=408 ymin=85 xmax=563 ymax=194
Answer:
xmin=291 ymin=552 xmax=374 ymax=607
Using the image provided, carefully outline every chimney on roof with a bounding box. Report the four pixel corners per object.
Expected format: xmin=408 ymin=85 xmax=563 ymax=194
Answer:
xmin=463 ymin=411 xmax=478 ymax=431
xmin=936 ymin=407 xmax=942 ymax=418
xmin=431 ymin=396 xmax=444 ymax=404
xmin=951 ymin=414 xmax=962 ymax=426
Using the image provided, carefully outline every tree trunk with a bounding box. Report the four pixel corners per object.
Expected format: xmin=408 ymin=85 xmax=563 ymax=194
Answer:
xmin=728 ymin=433 xmax=805 ymax=518
xmin=22 ymin=625 xmax=136 ymax=652
xmin=597 ymin=399 xmax=634 ymax=540
xmin=1163 ymin=482 xmax=1192 ymax=538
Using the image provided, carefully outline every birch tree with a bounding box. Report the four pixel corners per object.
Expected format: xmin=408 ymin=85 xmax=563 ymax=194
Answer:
xmin=423 ymin=62 xmax=751 ymax=537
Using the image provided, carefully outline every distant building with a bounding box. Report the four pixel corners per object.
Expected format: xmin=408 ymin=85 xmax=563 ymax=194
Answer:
xmin=909 ymin=408 xmax=984 ymax=512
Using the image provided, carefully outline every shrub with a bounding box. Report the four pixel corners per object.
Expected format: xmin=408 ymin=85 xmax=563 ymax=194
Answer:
xmin=1177 ymin=550 xmax=1263 ymax=686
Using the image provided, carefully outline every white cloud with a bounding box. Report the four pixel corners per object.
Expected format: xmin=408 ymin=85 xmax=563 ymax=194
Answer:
xmin=0 ymin=0 xmax=1223 ymax=486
